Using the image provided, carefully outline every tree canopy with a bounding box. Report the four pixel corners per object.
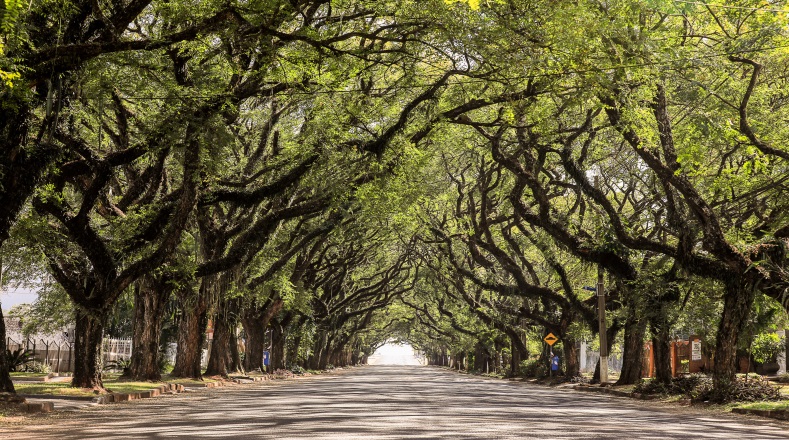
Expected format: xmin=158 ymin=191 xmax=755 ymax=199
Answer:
xmin=1 ymin=0 xmax=788 ymax=401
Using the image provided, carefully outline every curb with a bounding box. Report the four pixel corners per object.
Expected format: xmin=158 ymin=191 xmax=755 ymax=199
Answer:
xmin=573 ymin=385 xmax=661 ymax=400
xmin=0 ymin=393 xmax=53 ymax=414
xmin=94 ymin=383 xmax=185 ymax=404
xmin=175 ymin=380 xmax=226 ymax=388
xmin=732 ymin=407 xmax=789 ymax=421
xmin=229 ymin=375 xmax=271 ymax=384
xmin=20 ymin=401 xmax=55 ymax=413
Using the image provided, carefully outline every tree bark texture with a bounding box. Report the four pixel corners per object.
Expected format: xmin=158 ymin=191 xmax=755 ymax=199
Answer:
xmin=562 ymin=339 xmax=580 ymax=377
xmin=71 ymin=309 xmax=107 ymax=389
xmin=474 ymin=343 xmax=489 ymax=372
xmin=649 ymin=306 xmax=673 ymax=385
xmin=128 ymin=276 xmax=171 ymax=381
xmin=509 ymin=335 xmax=527 ymax=377
xmin=229 ymin=324 xmax=242 ymax=373
xmin=271 ymin=322 xmax=287 ymax=370
xmin=309 ymin=330 xmax=328 ymax=370
xmin=241 ymin=298 xmax=283 ymax=372
xmin=0 ymin=306 xmax=15 ymax=393
xmin=713 ymin=280 xmax=756 ymax=394
xmin=204 ymin=300 xmax=234 ymax=377
xmin=171 ymin=287 xmax=207 ymax=379
xmin=616 ymin=313 xmax=647 ymax=385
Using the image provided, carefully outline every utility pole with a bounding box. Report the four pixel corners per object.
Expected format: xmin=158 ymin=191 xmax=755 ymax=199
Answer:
xmin=594 ymin=174 xmax=608 ymax=385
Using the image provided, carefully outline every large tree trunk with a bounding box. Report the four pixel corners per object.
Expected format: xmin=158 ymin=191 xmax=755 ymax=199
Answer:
xmin=330 ymin=335 xmax=353 ymax=367
xmin=713 ymin=279 xmax=756 ymax=395
xmin=649 ymin=305 xmax=673 ymax=385
xmin=0 ymin=306 xmax=15 ymax=393
xmin=474 ymin=342 xmax=488 ymax=372
xmin=0 ymin=102 xmax=57 ymax=394
xmin=229 ymin=324 xmax=242 ymax=374
xmin=616 ymin=313 xmax=647 ymax=385
xmin=317 ymin=333 xmax=335 ymax=370
xmin=309 ymin=330 xmax=328 ymax=370
xmin=241 ymin=298 xmax=283 ymax=372
xmin=509 ymin=334 xmax=528 ymax=377
xmin=271 ymin=321 xmax=287 ymax=370
xmin=171 ymin=287 xmax=207 ymax=379
xmin=128 ymin=276 xmax=170 ymax=381
xmin=71 ymin=309 xmax=107 ymax=389
xmin=204 ymin=301 xmax=234 ymax=377
xmin=562 ymin=339 xmax=580 ymax=377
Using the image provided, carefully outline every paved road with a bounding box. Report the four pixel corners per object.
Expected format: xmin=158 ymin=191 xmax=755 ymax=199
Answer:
xmin=3 ymin=365 xmax=788 ymax=439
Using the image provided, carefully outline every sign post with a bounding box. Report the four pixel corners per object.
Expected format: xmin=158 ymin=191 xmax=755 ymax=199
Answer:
xmin=544 ymin=333 xmax=558 ymax=377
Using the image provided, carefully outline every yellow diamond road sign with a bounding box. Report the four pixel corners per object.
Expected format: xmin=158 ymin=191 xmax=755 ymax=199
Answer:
xmin=543 ymin=333 xmax=558 ymax=346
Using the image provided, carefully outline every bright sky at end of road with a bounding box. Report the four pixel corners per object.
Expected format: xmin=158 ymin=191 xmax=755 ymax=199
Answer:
xmin=367 ymin=343 xmax=424 ymax=366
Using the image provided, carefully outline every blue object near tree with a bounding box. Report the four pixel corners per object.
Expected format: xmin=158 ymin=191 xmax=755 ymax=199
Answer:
xmin=551 ymin=355 xmax=559 ymax=371
xmin=263 ymin=351 xmax=270 ymax=366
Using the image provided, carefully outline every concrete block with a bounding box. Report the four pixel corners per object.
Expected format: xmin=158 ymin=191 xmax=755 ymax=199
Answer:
xmin=24 ymin=402 xmax=54 ymax=413
xmin=115 ymin=393 xmax=130 ymax=402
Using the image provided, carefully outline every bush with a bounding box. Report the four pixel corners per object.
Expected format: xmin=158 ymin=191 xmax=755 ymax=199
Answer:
xmin=519 ymin=359 xmax=548 ymax=378
xmin=22 ymin=361 xmax=52 ymax=374
xmin=289 ymin=365 xmax=306 ymax=375
xmin=6 ymin=348 xmax=35 ymax=372
xmin=634 ymin=374 xmax=781 ymax=403
xmin=634 ymin=374 xmax=709 ymax=396
xmin=104 ymin=358 xmax=131 ymax=374
xmin=634 ymin=378 xmax=670 ymax=395
xmin=752 ymin=333 xmax=784 ymax=364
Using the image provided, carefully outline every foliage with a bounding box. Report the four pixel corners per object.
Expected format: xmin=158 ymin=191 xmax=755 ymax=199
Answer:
xmin=8 ymin=280 xmax=74 ymax=336
xmin=21 ymin=361 xmax=51 ymax=374
xmin=635 ymin=374 xmax=782 ymax=404
xmin=103 ymin=358 xmax=131 ymax=375
xmin=5 ymin=348 xmax=34 ymax=372
xmin=751 ymin=333 xmax=785 ymax=364
xmin=634 ymin=374 xmax=707 ymax=396
xmin=519 ymin=359 xmax=548 ymax=379
xmin=1 ymin=0 xmax=789 ymax=396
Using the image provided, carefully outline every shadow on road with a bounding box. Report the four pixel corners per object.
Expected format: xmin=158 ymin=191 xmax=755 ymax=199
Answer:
xmin=2 ymin=365 xmax=787 ymax=439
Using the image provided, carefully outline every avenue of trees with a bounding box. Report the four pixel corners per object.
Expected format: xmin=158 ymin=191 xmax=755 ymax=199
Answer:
xmin=1 ymin=0 xmax=788 ymax=401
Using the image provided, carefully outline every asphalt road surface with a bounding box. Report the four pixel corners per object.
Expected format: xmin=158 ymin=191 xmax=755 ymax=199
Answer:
xmin=3 ymin=365 xmax=788 ymax=439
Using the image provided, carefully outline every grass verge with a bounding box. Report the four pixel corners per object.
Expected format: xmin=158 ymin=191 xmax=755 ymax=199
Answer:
xmin=735 ymin=400 xmax=789 ymax=411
